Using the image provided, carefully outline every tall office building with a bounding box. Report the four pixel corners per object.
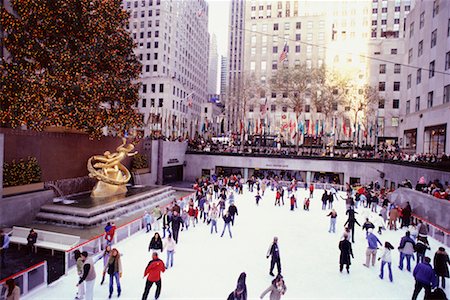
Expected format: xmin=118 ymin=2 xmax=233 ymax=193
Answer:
xmin=226 ymin=0 xmax=246 ymax=132
xmin=220 ymin=55 xmax=228 ymax=101
xmin=399 ymin=0 xmax=450 ymax=155
xmin=208 ymin=34 xmax=218 ymax=95
xmin=124 ymin=0 xmax=209 ymax=138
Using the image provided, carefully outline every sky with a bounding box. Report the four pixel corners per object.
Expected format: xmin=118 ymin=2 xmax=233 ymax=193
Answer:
xmin=207 ymin=0 xmax=231 ymax=58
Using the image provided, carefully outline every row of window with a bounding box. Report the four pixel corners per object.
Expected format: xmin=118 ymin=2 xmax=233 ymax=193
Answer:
xmin=125 ymin=0 xmax=160 ymax=9
xmin=407 ymin=52 xmax=450 ymax=89
xmin=378 ymin=81 xmax=400 ymax=92
xmin=379 ymin=63 xmax=401 ymax=74
xmin=142 ymin=83 xmax=164 ymax=93
xmin=405 ymin=85 xmax=450 ymax=114
xmin=378 ymin=99 xmax=400 ymax=109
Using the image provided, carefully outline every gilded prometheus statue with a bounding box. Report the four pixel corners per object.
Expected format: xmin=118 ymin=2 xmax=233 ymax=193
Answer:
xmin=88 ymin=138 xmax=137 ymax=197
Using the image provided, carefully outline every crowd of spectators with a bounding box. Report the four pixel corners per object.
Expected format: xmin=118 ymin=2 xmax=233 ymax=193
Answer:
xmin=399 ymin=177 xmax=450 ymax=200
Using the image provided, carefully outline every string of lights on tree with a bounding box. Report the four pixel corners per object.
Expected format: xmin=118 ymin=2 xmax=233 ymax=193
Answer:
xmin=0 ymin=0 xmax=143 ymax=139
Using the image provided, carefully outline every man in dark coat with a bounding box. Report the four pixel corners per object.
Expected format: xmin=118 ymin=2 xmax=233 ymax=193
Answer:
xmin=401 ymin=202 xmax=412 ymax=228
xmin=433 ymin=247 xmax=450 ymax=289
xmin=339 ymin=234 xmax=354 ymax=273
xmin=228 ymin=203 xmax=238 ymax=226
xmin=170 ymin=211 xmax=182 ymax=243
xmin=412 ymin=257 xmax=438 ymax=300
xmin=266 ymin=237 xmax=281 ymax=276
xmin=344 ymin=208 xmax=361 ymax=243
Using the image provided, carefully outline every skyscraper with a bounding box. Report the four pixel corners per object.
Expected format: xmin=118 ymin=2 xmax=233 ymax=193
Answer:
xmin=124 ymin=0 xmax=209 ymax=138
xmin=220 ymin=55 xmax=228 ymax=102
xmin=208 ymin=34 xmax=218 ymax=95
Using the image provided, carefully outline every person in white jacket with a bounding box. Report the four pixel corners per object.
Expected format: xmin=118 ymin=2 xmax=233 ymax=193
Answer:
xmin=164 ymin=235 xmax=176 ymax=268
xmin=371 ymin=213 xmax=386 ymax=235
xmin=379 ymin=241 xmax=394 ymax=282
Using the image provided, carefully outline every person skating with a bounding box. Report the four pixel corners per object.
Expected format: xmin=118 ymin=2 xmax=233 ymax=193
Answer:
xmin=275 ymin=190 xmax=281 ymax=206
xmin=267 ymin=237 xmax=281 ymax=276
xmin=77 ymin=251 xmax=96 ymax=300
xmin=321 ymin=191 xmax=328 ymax=210
xmin=0 ymin=230 xmax=10 ymax=267
xmin=164 ymin=234 xmax=176 ymax=268
xmin=143 ymin=211 xmax=153 ymax=233
xmin=142 ymin=252 xmax=166 ymax=300
xmin=339 ymin=234 xmax=354 ymax=273
xmin=255 ymin=192 xmax=262 ymax=206
xmin=290 ymin=194 xmax=297 ymax=211
xmin=171 ymin=211 xmax=182 ymax=243
xmin=188 ymin=205 xmax=196 ymax=228
xmin=433 ymin=247 xmax=449 ymax=289
xmin=412 ymin=257 xmax=438 ymax=300
xmin=309 ymin=183 xmax=314 ymax=198
xmin=379 ymin=242 xmax=395 ymax=282
xmin=161 ymin=208 xmax=171 ymax=239
xmin=152 ymin=205 xmax=162 ymax=231
xmin=149 ymin=232 xmax=163 ymax=254
xmin=372 ymin=213 xmax=386 ymax=235
xmin=344 ymin=208 xmax=361 ymax=243
xmin=280 ymin=188 xmax=285 ymax=205
xmin=74 ymin=250 xmax=85 ymax=300
xmin=303 ymin=198 xmax=310 ymax=211
xmin=260 ymin=274 xmax=286 ymax=300
xmin=209 ymin=203 xmax=219 ymax=234
xmin=221 ymin=212 xmax=233 ymax=238
xmin=362 ymin=218 xmax=375 ymax=233
xmin=401 ymin=201 xmax=412 ymax=228
xmin=218 ymin=197 xmax=226 ymax=217
xmin=227 ymin=272 xmax=247 ymax=300
xmin=228 ymin=202 xmax=239 ymax=225
xmin=5 ymin=279 xmax=20 ymax=300
xmin=398 ymin=231 xmax=416 ymax=272
xmin=99 ymin=245 xmax=111 ymax=285
xmin=327 ymin=209 xmax=337 ymax=233
xmin=416 ymin=236 xmax=431 ymax=265
xmin=103 ymin=248 xmax=122 ymax=298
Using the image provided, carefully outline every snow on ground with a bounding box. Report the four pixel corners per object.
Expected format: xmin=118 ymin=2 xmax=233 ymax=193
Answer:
xmin=27 ymin=187 xmax=449 ymax=299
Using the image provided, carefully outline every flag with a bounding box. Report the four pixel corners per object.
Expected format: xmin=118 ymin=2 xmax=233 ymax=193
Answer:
xmin=261 ymin=98 xmax=268 ymax=116
xmin=315 ymin=120 xmax=319 ymax=136
xmin=343 ymin=119 xmax=347 ymax=136
xmin=279 ymin=42 xmax=288 ymax=63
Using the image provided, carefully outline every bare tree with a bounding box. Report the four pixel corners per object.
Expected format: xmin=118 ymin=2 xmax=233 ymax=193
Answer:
xmin=344 ymin=83 xmax=382 ymax=151
xmin=270 ymin=64 xmax=312 ymax=150
xmin=311 ymin=66 xmax=348 ymax=146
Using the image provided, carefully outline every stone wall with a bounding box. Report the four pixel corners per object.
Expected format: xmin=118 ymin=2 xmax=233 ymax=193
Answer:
xmin=389 ymin=188 xmax=450 ymax=231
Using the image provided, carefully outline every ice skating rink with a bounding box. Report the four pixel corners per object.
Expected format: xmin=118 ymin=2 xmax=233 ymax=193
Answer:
xmin=27 ymin=187 xmax=449 ymax=299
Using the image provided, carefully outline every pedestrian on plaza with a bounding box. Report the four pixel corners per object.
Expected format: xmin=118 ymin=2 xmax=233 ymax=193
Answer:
xmin=260 ymin=274 xmax=286 ymax=300
xmin=228 ymin=202 xmax=239 ymax=225
xmin=255 ymin=192 xmax=262 ymax=206
xmin=149 ymin=232 xmax=163 ymax=254
xmin=5 ymin=279 xmax=20 ymax=300
xmin=412 ymin=257 xmax=438 ymax=300
xmin=164 ymin=234 xmax=176 ymax=268
xmin=143 ymin=211 xmax=153 ymax=233
xmin=77 ymin=251 xmax=96 ymax=300
xmin=74 ymin=250 xmax=85 ymax=300
xmin=415 ymin=236 xmax=431 ymax=265
xmin=321 ymin=191 xmax=328 ymax=210
xmin=327 ymin=209 xmax=337 ymax=233
xmin=364 ymin=229 xmax=382 ymax=268
xmin=398 ymin=231 xmax=416 ymax=272
xmin=103 ymin=248 xmax=122 ymax=298
xmin=344 ymin=208 xmax=361 ymax=243
xmin=379 ymin=241 xmax=394 ymax=282
xmin=209 ymin=204 xmax=219 ymax=234
xmin=267 ymin=237 xmax=281 ymax=276
xmin=171 ymin=211 xmax=182 ymax=244
xmin=142 ymin=252 xmax=166 ymax=300
xmin=221 ymin=212 xmax=233 ymax=238
xmin=433 ymin=247 xmax=450 ymax=289
xmin=0 ymin=229 xmax=10 ymax=267
xmin=26 ymin=228 xmax=38 ymax=254
xmin=339 ymin=233 xmax=354 ymax=273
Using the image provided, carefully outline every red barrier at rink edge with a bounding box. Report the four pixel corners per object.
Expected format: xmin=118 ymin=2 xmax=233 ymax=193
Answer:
xmin=0 ymin=261 xmax=46 ymax=285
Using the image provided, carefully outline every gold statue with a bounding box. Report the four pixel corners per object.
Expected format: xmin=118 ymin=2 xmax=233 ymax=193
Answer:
xmin=88 ymin=138 xmax=137 ymax=198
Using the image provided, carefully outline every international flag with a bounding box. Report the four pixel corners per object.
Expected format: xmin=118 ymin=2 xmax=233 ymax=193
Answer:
xmin=279 ymin=42 xmax=288 ymax=63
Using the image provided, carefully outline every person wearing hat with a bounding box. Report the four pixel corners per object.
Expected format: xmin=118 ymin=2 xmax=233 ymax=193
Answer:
xmin=142 ymin=252 xmax=166 ymax=300
xmin=267 ymin=237 xmax=281 ymax=276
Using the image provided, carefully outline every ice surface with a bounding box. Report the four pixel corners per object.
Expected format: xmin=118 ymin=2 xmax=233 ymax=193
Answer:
xmin=26 ymin=187 xmax=449 ymax=299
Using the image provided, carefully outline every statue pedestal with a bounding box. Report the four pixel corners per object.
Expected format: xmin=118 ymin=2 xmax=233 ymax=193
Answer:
xmin=91 ymin=181 xmax=127 ymax=198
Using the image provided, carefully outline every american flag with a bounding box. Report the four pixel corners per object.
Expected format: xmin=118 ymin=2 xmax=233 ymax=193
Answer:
xmin=279 ymin=42 xmax=288 ymax=63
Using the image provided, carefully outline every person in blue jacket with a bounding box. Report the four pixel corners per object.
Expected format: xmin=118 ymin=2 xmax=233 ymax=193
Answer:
xmin=412 ymin=256 xmax=438 ymax=300
xmin=364 ymin=229 xmax=382 ymax=268
xmin=0 ymin=230 xmax=10 ymax=267
xmin=398 ymin=231 xmax=416 ymax=272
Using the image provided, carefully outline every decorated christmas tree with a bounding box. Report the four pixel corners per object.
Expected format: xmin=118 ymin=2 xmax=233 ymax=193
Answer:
xmin=0 ymin=0 xmax=143 ymax=138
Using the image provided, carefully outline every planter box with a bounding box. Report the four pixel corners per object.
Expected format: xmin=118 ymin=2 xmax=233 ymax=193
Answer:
xmin=133 ymin=168 xmax=150 ymax=175
xmin=3 ymin=182 xmax=45 ymax=197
